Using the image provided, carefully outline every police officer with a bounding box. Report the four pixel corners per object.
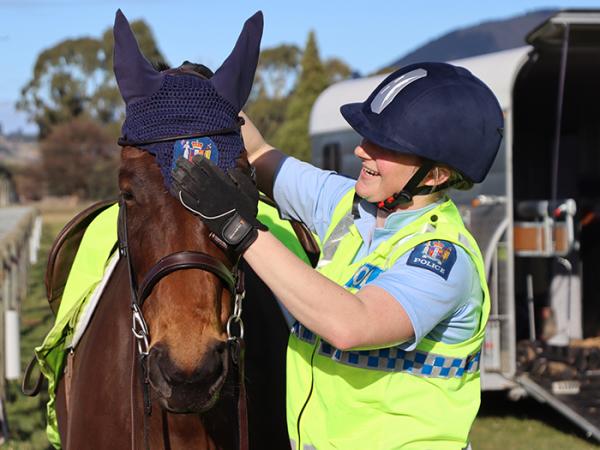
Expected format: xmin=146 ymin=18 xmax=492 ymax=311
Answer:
xmin=173 ymin=62 xmax=503 ymax=449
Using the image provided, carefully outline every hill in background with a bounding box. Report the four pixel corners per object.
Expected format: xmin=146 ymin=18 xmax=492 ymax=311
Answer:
xmin=385 ymin=9 xmax=557 ymax=70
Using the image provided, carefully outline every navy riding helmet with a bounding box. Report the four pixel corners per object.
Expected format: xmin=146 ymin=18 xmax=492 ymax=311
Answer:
xmin=341 ymin=62 xmax=503 ymax=210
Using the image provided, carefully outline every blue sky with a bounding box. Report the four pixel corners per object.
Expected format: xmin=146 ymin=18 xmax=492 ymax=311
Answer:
xmin=1 ymin=0 xmax=598 ymax=134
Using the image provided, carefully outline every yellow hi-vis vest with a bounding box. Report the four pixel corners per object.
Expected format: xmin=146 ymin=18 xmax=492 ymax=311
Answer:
xmin=286 ymin=190 xmax=489 ymax=450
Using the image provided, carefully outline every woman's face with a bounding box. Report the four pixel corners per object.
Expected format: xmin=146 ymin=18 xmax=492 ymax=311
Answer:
xmin=354 ymin=139 xmax=422 ymax=203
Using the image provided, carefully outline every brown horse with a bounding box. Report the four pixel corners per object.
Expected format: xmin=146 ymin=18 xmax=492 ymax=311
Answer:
xmin=53 ymin=147 xmax=289 ymax=449
xmin=49 ymin=10 xmax=291 ymax=450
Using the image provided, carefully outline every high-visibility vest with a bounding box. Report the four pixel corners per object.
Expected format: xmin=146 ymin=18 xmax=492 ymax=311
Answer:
xmin=257 ymin=201 xmax=315 ymax=265
xmin=286 ymin=190 xmax=489 ymax=450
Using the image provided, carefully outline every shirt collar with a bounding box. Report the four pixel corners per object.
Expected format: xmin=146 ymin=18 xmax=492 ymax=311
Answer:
xmin=354 ymin=196 xmax=446 ymax=245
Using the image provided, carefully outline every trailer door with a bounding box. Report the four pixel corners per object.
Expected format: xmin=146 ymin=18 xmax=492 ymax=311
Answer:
xmin=513 ymin=9 xmax=600 ymax=442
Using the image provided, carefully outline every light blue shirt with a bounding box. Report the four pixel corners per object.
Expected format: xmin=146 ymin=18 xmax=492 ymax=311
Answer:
xmin=273 ymin=157 xmax=482 ymax=350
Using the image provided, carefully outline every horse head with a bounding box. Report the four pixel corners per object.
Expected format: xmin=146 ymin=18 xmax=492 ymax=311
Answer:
xmin=113 ymin=9 xmax=262 ymax=414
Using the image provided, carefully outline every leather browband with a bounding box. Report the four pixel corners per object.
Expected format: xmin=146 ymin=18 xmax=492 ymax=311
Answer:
xmin=137 ymin=251 xmax=235 ymax=305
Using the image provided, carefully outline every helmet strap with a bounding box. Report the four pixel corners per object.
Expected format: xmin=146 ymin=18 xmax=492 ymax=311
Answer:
xmin=377 ymin=160 xmax=449 ymax=212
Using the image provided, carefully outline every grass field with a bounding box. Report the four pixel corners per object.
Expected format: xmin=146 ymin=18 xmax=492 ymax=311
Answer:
xmin=3 ymin=203 xmax=600 ymax=449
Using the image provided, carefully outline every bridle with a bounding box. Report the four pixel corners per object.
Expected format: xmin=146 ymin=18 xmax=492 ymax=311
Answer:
xmin=117 ymin=195 xmax=242 ymax=353
xmin=117 ymin=195 xmax=248 ymax=450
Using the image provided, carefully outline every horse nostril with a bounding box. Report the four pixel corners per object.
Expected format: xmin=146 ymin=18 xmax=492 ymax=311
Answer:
xmin=147 ymin=340 xmax=229 ymax=398
xmin=147 ymin=344 xmax=173 ymax=397
xmin=215 ymin=341 xmax=227 ymax=355
xmin=188 ymin=341 xmax=227 ymax=383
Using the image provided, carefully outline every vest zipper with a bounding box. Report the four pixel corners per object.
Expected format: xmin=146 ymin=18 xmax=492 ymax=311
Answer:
xmin=296 ymin=336 xmax=320 ymax=447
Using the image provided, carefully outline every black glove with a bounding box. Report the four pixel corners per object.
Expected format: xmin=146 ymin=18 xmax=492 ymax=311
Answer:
xmin=172 ymin=156 xmax=267 ymax=254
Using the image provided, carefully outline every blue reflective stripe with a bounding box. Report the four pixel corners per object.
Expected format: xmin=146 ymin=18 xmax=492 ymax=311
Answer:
xmin=292 ymin=322 xmax=317 ymax=344
xmin=292 ymin=322 xmax=480 ymax=378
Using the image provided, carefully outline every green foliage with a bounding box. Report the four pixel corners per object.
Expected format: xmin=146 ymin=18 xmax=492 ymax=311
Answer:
xmin=245 ymin=43 xmax=300 ymax=146
xmin=245 ymin=95 xmax=289 ymax=146
xmin=324 ymin=57 xmax=353 ymax=84
xmin=371 ymin=66 xmax=395 ymax=76
xmin=17 ymin=20 xmax=166 ymax=139
xmin=253 ymin=44 xmax=300 ymax=100
xmin=272 ymin=31 xmax=330 ymax=162
xmin=16 ymin=19 xmax=164 ymax=199
xmin=246 ymin=32 xmax=352 ymax=162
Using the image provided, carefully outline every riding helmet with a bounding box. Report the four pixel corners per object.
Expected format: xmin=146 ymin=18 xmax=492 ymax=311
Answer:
xmin=340 ymin=62 xmax=504 ymax=183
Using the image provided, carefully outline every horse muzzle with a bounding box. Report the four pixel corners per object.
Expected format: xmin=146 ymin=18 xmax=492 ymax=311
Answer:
xmin=147 ymin=341 xmax=229 ymax=413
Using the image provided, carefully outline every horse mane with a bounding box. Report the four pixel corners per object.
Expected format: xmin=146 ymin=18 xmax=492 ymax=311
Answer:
xmin=156 ymin=60 xmax=215 ymax=80
xmin=153 ymin=61 xmax=170 ymax=71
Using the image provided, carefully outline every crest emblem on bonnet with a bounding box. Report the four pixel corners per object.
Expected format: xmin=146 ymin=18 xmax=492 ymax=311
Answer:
xmin=113 ymin=9 xmax=263 ymax=186
xmin=171 ymin=138 xmax=220 ymax=170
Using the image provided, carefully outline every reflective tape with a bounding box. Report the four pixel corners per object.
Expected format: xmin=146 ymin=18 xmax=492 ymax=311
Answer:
xmin=289 ymin=439 xmax=316 ymax=450
xmin=292 ymin=322 xmax=317 ymax=344
xmin=318 ymin=212 xmax=355 ymax=269
xmin=292 ymin=323 xmax=480 ymax=378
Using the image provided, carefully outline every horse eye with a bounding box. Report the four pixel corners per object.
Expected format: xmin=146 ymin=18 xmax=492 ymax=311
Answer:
xmin=121 ymin=190 xmax=135 ymax=202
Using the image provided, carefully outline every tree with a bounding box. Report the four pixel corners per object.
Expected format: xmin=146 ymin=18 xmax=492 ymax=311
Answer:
xmin=246 ymin=37 xmax=352 ymax=156
xmin=7 ymin=161 xmax=44 ymax=201
xmin=40 ymin=117 xmax=119 ymax=199
xmin=245 ymin=44 xmax=300 ymax=145
xmin=324 ymin=57 xmax=353 ymax=84
xmin=17 ymin=20 xmax=166 ymax=139
xmin=252 ymin=44 xmax=301 ymax=100
xmin=272 ymin=31 xmax=330 ymax=162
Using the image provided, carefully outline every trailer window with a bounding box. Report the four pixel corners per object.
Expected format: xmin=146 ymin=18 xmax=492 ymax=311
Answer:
xmin=322 ymin=143 xmax=341 ymax=172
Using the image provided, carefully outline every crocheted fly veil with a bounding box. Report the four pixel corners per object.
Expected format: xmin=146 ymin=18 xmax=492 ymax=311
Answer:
xmin=113 ymin=9 xmax=263 ymax=187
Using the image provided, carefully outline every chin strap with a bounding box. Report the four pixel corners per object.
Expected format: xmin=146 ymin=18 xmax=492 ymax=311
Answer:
xmin=377 ymin=160 xmax=451 ymax=212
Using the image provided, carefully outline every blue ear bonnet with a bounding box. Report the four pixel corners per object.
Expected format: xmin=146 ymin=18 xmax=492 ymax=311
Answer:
xmin=113 ymin=9 xmax=263 ymax=187
xmin=121 ymin=73 xmax=241 ymax=186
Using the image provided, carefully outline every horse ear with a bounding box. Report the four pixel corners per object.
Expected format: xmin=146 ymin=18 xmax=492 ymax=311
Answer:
xmin=113 ymin=9 xmax=163 ymax=104
xmin=211 ymin=11 xmax=263 ymax=111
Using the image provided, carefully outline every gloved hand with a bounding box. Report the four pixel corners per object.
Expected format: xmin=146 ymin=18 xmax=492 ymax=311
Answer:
xmin=172 ymin=155 xmax=267 ymax=254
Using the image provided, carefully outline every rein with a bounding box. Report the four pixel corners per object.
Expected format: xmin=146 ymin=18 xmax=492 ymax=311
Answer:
xmin=117 ymin=197 xmax=248 ymax=450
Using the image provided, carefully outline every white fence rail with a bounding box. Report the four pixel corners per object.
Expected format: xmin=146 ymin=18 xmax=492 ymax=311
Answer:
xmin=0 ymin=207 xmax=40 ymax=392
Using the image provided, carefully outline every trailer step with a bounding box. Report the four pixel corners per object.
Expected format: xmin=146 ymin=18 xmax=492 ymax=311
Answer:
xmin=552 ymin=380 xmax=581 ymax=395
xmin=518 ymin=373 xmax=600 ymax=441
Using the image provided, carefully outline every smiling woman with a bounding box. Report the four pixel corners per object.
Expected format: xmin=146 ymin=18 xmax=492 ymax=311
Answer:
xmin=353 ymin=139 xmax=445 ymax=209
xmin=171 ymin=61 xmax=504 ymax=449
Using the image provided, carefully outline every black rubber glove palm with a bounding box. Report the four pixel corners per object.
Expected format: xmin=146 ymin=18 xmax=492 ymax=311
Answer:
xmin=172 ymin=155 xmax=267 ymax=254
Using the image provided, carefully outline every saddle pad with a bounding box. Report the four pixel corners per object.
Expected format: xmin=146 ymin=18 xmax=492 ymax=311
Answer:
xmin=68 ymin=251 xmax=120 ymax=349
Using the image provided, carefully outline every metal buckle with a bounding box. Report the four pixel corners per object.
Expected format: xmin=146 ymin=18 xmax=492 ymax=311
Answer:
xmin=131 ymin=303 xmax=150 ymax=356
xmin=226 ymin=290 xmax=245 ymax=340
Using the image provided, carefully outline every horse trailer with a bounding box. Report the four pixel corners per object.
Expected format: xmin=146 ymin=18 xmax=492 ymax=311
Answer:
xmin=309 ymin=10 xmax=600 ymax=440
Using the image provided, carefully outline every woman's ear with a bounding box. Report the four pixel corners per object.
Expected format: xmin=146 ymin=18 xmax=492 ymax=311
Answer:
xmin=424 ymin=166 xmax=451 ymax=186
